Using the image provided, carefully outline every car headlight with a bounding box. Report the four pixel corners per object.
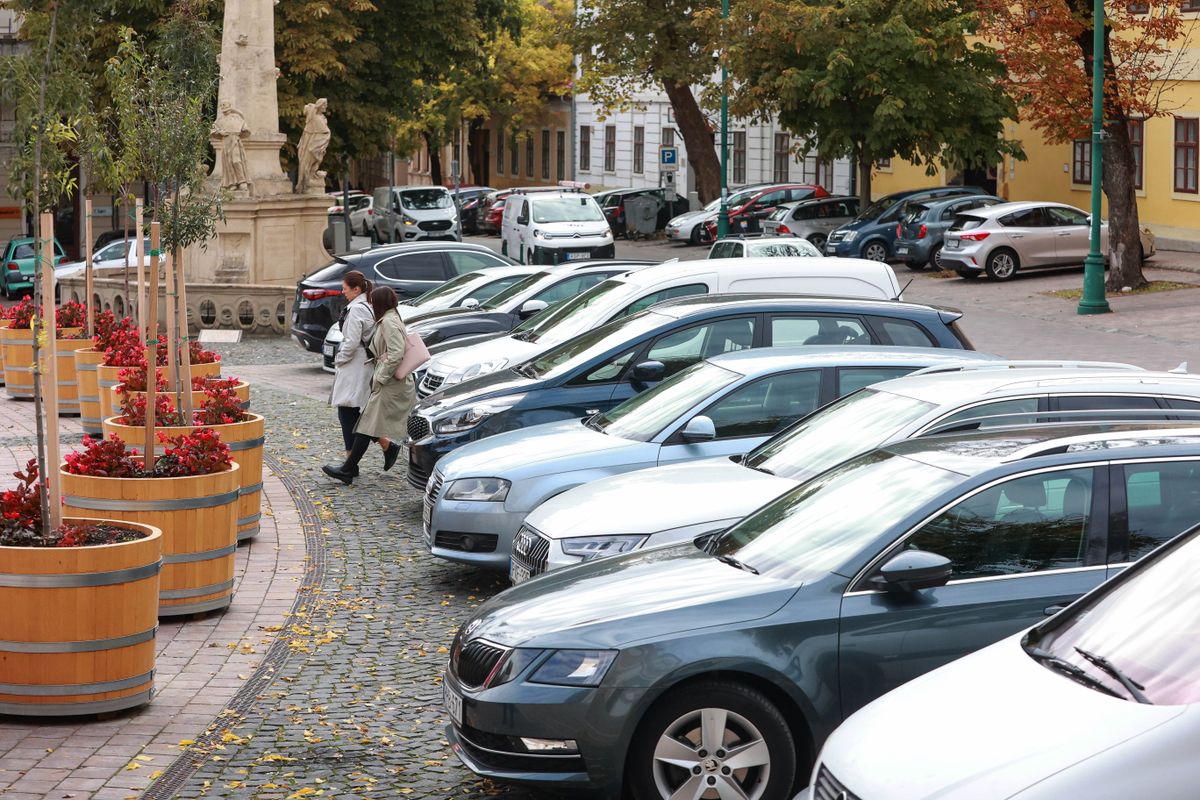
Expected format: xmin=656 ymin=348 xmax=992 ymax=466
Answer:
xmin=560 ymin=534 xmax=647 ymax=560
xmin=403 ymin=214 xmax=418 ymax=225
xmin=842 ymin=230 xmax=858 ymax=242
xmin=443 ymin=358 xmax=510 ymax=386
xmin=487 ymin=648 xmax=542 ymax=687
xmin=533 ymin=228 xmax=548 ymax=239
xmin=530 ymin=650 xmax=618 ymax=687
xmin=444 ymin=477 xmax=511 ymax=502
xmin=431 ymin=393 xmax=526 ymax=434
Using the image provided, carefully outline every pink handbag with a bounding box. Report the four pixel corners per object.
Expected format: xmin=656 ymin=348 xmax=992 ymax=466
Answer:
xmin=394 ymin=332 xmax=430 ymax=381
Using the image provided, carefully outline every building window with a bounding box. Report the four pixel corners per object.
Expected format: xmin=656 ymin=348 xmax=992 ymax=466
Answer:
xmin=1176 ymin=117 xmax=1199 ymax=193
xmin=1127 ymin=1 xmax=1149 ymax=11
xmin=633 ymin=126 xmax=645 ymax=174
xmin=732 ymin=131 xmax=746 ymax=184
xmin=1129 ymin=119 xmax=1144 ymax=190
xmin=875 ymin=157 xmax=892 ymax=170
xmin=662 ymin=128 xmax=675 ymax=148
xmin=525 ymin=134 xmax=534 ymax=178
xmin=541 ymin=130 xmax=551 ymax=180
xmin=604 ymin=125 xmax=616 ymax=172
xmin=1072 ymin=139 xmax=1092 ymax=184
xmin=556 ymin=130 xmax=566 ymax=181
xmin=580 ymin=126 xmax=591 ymax=172
xmin=510 ymin=131 xmax=520 ymax=178
xmin=773 ymin=133 xmax=790 ymax=183
xmin=1184 ymin=0 xmax=1200 ymax=10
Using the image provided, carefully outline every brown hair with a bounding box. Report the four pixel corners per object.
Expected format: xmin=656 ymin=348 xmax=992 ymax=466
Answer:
xmin=369 ymin=286 xmax=398 ymax=320
xmin=342 ymin=270 xmax=373 ymax=296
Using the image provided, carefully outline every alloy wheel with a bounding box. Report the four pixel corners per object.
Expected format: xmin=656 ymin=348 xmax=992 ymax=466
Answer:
xmin=987 ymin=251 xmax=1017 ymax=280
xmin=931 ymin=244 xmax=945 ymax=270
xmin=807 ymin=233 xmax=827 ymax=250
xmin=652 ymin=707 xmax=771 ymax=800
xmin=862 ymin=242 xmax=888 ymax=262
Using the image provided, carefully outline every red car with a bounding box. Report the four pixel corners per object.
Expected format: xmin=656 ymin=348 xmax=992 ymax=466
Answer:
xmin=702 ymin=183 xmax=830 ymax=242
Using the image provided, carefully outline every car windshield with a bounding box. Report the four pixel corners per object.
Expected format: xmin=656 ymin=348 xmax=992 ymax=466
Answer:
xmin=520 ymin=311 xmax=667 ymax=380
xmin=408 ymin=272 xmax=482 ymax=307
xmin=400 ymin=189 xmax=452 ymax=210
xmin=306 ymin=259 xmax=351 ymax=283
xmin=768 ymin=205 xmax=794 ymax=221
xmin=713 ymin=450 xmax=963 ymax=581
xmin=595 ymin=362 xmax=740 ymax=442
xmin=727 ymin=189 xmax=756 ymax=211
xmin=855 ymin=195 xmax=900 ymax=221
xmin=745 ymin=389 xmax=936 ymax=481
xmin=510 ymin=278 xmax=635 ymax=345
xmin=532 ymin=197 xmax=606 ymax=223
xmin=1028 ymin=527 xmax=1200 ymax=705
xmin=480 ymin=271 xmax=550 ymax=310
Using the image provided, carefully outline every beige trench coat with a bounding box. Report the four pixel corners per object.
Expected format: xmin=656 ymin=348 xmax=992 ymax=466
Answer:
xmin=354 ymin=308 xmax=415 ymax=442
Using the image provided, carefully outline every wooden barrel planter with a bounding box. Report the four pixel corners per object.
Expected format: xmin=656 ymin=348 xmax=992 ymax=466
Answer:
xmin=112 ymin=379 xmax=249 ymax=418
xmin=1 ymin=325 xmax=81 ymax=400
xmin=98 ymin=360 xmax=221 ymax=422
xmin=0 ymin=321 xmax=6 ymax=386
xmin=74 ymin=348 xmax=106 ymax=437
xmin=56 ymin=336 xmax=85 ymax=416
xmin=61 ymin=462 xmax=240 ymax=616
xmin=0 ymin=519 xmax=162 ymax=716
xmin=103 ymin=414 xmax=264 ymax=542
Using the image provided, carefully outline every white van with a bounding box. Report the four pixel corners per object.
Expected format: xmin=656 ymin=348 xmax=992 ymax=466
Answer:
xmin=370 ymin=185 xmax=461 ymax=244
xmin=501 ymin=191 xmax=615 ymax=264
xmin=417 ymin=255 xmax=904 ymax=394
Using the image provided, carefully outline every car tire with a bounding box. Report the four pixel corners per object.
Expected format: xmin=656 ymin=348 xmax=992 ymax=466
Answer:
xmin=905 ymin=260 xmax=927 ymax=272
xmin=689 ymin=226 xmax=702 ymax=246
xmin=627 ymin=680 xmax=797 ymax=800
xmin=984 ymin=248 xmax=1020 ymax=281
xmin=861 ymin=241 xmax=888 ymax=262
xmin=807 ymin=233 xmax=827 ymax=250
xmin=929 ymin=243 xmax=945 ymax=271
xmin=956 ymin=268 xmax=980 ymax=280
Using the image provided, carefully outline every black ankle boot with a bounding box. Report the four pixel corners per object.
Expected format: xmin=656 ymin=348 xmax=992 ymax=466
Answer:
xmin=383 ymin=442 xmax=401 ymax=472
xmin=322 ymin=463 xmax=355 ymax=485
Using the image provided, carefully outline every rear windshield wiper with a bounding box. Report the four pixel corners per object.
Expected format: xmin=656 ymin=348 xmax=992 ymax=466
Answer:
xmin=715 ymin=554 xmax=759 ymax=575
xmin=1075 ymin=648 xmax=1153 ymax=704
xmin=1027 ymin=648 xmax=1125 ymax=701
xmin=583 ymin=414 xmax=605 ymax=432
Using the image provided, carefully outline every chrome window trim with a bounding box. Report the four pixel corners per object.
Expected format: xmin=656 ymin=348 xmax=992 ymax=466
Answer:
xmin=1107 ymin=455 xmax=1200 ymax=467
xmin=844 ymin=460 xmax=1111 ymax=596
xmin=913 ymin=393 xmax=1045 ymax=436
xmin=843 ymin=563 xmax=1107 ymax=597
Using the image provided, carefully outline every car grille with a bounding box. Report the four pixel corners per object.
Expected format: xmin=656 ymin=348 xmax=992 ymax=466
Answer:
xmin=408 ymin=457 xmax=432 ymax=490
xmin=419 ymin=219 xmax=453 ymax=231
xmin=426 ymin=471 xmax=444 ymax=506
xmin=511 ymin=526 xmax=551 ymax=578
xmin=812 ymin=765 xmax=862 ymax=800
xmin=452 ymin=639 xmax=507 ymax=689
xmin=419 ymin=372 xmax=445 ymax=396
xmin=434 ymin=531 xmax=499 ymax=553
xmin=408 ymin=414 xmax=431 ymax=442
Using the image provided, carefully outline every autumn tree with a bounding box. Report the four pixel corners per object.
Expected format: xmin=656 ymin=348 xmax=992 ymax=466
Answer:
xmin=724 ymin=0 xmax=1023 ymax=204
xmin=977 ymin=0 xmax=1188 ymax=290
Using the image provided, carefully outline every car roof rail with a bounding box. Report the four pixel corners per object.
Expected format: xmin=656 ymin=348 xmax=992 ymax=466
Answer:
xmin=908 ymin=360 xmax=1143 ymax=377
xmin=922 ymin=408 xmax=1200 ymax=437
xmin=1009 ymin=424 xmax=1200 ymax=460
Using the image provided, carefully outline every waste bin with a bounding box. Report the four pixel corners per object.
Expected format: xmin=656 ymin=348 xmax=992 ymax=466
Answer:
xmin=624 ymin=196 xmax=661 ymax=239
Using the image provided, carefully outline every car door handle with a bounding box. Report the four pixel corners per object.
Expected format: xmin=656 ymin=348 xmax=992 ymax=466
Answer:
xmin=1043 ymin=604 xmax=1067 ymax=616
xmin=1056 ymin=232 xmax=1071 ymax=237
xmin=1010 ymin=234 xmax=1024 ymax=239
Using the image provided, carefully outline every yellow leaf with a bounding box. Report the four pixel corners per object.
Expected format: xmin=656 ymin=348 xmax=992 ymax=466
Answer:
xmin=124 ymin=762 xmax=140 ymax=771
xmin=178 ymin=739 xmax=195 ymax=747
xmin=148 ymin=770 xmax=163 ymax=780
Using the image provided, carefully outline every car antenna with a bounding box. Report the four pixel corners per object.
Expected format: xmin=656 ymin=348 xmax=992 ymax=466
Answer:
xmin=1170 ymin=361 xmax=1190 ymax=374
xmin=896 ymin=277 xmax=914 ymax=299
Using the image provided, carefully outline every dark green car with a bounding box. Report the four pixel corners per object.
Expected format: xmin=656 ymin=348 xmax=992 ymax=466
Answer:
xmin=2 ymin=236 xmax=65 ymax=298
xmin=444 ymin=424 xmax=1200 ymax=799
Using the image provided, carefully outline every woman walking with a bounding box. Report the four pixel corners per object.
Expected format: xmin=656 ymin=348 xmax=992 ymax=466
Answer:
xmin=322 ymin=286 xmax=411 ymax=484
xmin=329 ymin=270 xmax=387 ymax=466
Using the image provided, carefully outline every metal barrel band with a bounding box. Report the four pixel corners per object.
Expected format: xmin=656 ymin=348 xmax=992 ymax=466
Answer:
xmin=227 ymin=436 xmax=266 ymax=452
xmin=64 ymin=489 xmax=240 ymax=512
xmin=239 ymin=482 xmax=264 ymax=496
xmin=5 ymin=366 xmax=32 ymax=373
xmin=58 ymin=381 xmax=79 ymax=387
xmin=99 ymin=379 xmax=119 ymax=388
xmin=237 ymin=511 xmax=262 ymax=526
xmin=0 ymin=669 xmax=154 ymax=696
xmin=6 ymin=392 xmax=34 ymax=398
xmin=0 ymin=689 xmax=153 ymax=717
xmin=0 ymin=560 xmax=161 ymax=588
xmin=77 ymin=363 xmax=99 ymax=372
xmin=3 ymin=337 xmax=33 ymax=345
xmin=162 ymin=542 xmax=237 ymax=564
xmin=160 ymin=578 xmax=235 ymax=600
xmin=0 ymin=626 xmax=157 ymax=654
xmin=79 ymin=395 xmax=100 ymax=402
xmin=236 ymin=525 xmax=260 ymax=540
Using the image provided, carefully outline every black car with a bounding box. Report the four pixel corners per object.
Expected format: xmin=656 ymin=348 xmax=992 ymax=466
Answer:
xmin=291 ymin=242 xmax=515 ymax=353
xmin=450 ymin=187 xmax=495 ymax=235
xmin=595 ymin=188 xmax=690 ymax=237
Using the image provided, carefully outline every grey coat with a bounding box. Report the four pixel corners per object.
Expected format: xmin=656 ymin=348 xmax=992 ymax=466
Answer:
xmin=329 ymin=294 xmax=374 ymax=409
xmin=354 ymin=308 xmax=415 ymax=442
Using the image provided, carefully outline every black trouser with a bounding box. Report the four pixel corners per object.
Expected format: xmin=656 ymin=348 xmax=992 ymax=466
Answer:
xmin=343 ymin=432 xmax=376 ymax=469
xmin=337 ymin=406 xmax=361 ymax=451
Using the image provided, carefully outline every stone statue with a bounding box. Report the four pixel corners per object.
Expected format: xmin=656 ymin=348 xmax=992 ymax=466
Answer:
xmin=212 ymin=101 xmax=253 ymax=192
xmin=295 ymin=98 xmax=330 ymax=194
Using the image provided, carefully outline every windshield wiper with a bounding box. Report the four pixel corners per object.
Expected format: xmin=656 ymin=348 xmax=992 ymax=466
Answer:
xmin=512 ymin=362 xmax=538 ymax=378
xmin=715 ymin=554 xmax=759 ymax=575
xmin=1075 ymin=648 xmax=1153 ymax=704
xmin=583 ymin=414 xmax=605 ymax=432
xmin=1027 ymin=648 xmax=1125 ymax=701
xmin=744 ymin=460 xmax=774 ymax=475
xmin=511 ymin=329 xmax=537 ymax=343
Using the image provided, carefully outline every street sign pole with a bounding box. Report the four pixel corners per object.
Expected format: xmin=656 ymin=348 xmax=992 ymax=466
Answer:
xmin=717 ymin=0 xmax=730 ymax=239
xmin=1078 ymin=0 xmax=1110 ymax=315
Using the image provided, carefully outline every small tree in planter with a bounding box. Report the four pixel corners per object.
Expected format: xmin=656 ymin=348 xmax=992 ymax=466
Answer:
xmin=116 ymin=371 xmax=250 ymax=415
xmin=0 ymin=459 xmax=163 ymax=716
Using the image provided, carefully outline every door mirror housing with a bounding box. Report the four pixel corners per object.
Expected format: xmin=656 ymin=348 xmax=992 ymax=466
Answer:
xmin=460 ymin=297 xmax=480 ymax=309
xmin=516 ymin=215 xmax=529 ymax=225
xmin=680 ymin=415 xmax=716 ymax=442
xmin=630 ymin=360 xmax=666 ymax=383
xmin=871 ymin=550 xmax=952 ymax=592
xmin=518 ymin=299 xmax=548 ymax=319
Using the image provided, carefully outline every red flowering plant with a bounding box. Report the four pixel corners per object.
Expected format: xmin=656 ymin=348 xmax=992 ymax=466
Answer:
xmin=92 ymin=310 xmax=136 ymax=352
xmin=116 ymin=390 xmax=185 ymax=427
xmin=116 ymin=378 xmax=247 ymax=427
xmin=55 ymin=300 xmax=87 ymax=335
xmin=62 ymin=435 xmax=143 ymax=478
xmin=185 ymin=339 xmax=220 ymax=365
xmin=195 ymin=380 xmax=249 ymax=425
xmin=116 ymin=365 xmax=166 ymax=394
xmin=3 ymin=296 xmax=35 ymax=328
xmin=153 ymin=429 xmax=233 ymax=477
xmin=102 ymin=325 xmax=149 ymax=367
xmin=2 ymin=456 xmax=144 ymax=547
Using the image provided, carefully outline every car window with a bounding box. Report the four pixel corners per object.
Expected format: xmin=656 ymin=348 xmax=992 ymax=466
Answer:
xmin=1000 ymin=208 xmax=1048 ymax=227
xmin=758 ymin=190 xmax=786 ymax=207
xmin=792 ymin=204 xmax=819 ymax=221
xmin=1119 ymin=460 xmax=1200 ymax=562
xmin=749 ymin=242 xmax=811 ymax=257
xmin=902 ymin=204 xmax=932 ymax=224
xmin=788 ymin=188 xmax=818 ymax=202
xmin=446 ymin=251 xmax=505 ymax=275
xmin=480 ymin=271 xmax=549 ymax=310
xmin=646 ymin=317 xmax=755 ymax=379
xmin=701 ymin=370 xmax=822 ymax=439
xmin=532 ymin=197 xmax=605 ymax=223
xmin=878 ymin=318 xmax=935 ymax=347
xmin=374 ymin=252 xmax=446 ymax=281
xmin=1055 ymin=394 xmax=1164 ymax=420
xmin=306 ymin=260 xmax=351 ymax=283
xmin=572 ymin=348 xmax=638 ymax=385
xmin=1046 ymin=206 xmax=1089 ymax=226
xmin=96 ymin=241 xmax=128 ymax=261
xmin=930 ymin=397 xmax=1042 ymax=432
xmin=620 ymin=283 xmax=708 ymax=317
xmin=948 ymin=214 xmax=988 ymax=232
xmin=12 ymin=243 xmax=35 ymax=259
xmin=768 ymin=206 xmax=792 ymax=221
xmin=837 ymin=367 xmax=917 ymax=395
xmin=710 ymin=242 xmax=741 ymax=259
xmin=463 ymin=275 xmax=525 ymax=305
xmin=533 ymin=273 xmax=614 ymax=305
xmin=770 ymin=316 xmax=869 ymax=346
xmin=598 ymin=362 xmax=741 ymax=442
xmin=901 ymin=468 xmax=1095 ymax=581
xmin=878 ymin=203 xmax=904 ymax=224
xmin=838 ymin=199 xmax=860 ymax=217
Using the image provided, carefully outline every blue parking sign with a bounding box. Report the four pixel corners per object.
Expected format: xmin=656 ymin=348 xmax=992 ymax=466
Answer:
xmin=659 ymin=146 xmax=679 ymax=171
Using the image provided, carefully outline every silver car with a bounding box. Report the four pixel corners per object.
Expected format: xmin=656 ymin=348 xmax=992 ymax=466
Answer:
xmin=942 ymin=201 xmax=1157 ymax=281
xmin=665 ymin=187 xmax=759 ymax=245
xmin=371 ymin=185 xmax=462 ymax=244
xmin=762 ymin=195 xmax=860 ymax=249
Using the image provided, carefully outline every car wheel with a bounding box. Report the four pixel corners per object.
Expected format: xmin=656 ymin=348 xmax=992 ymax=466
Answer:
xmin=956 ymin=268 xmax=980 ymax=280
xmin=984 ymin=248 xmax=1020 ymax=281
xmin=807 ymin=233 xmax=827 ymax=250
xmin=861 ymin=241 xmax=888 ymax=262
xmin=689 ymin=226 xmax=702 ymax=246
xmin=929 ymin=243 xmax=945 ymax=271
xmin=905 ymin=260 xmax=927 ymax=272
xmin=628 ymin=680 xmax=796 ymax=800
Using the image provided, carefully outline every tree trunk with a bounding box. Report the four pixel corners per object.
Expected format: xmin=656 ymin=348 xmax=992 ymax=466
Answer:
xmin=468 ymin=119 xmax=488 ymax=186
xmin=424 ymin=132 xmax=443 ymax=186
xmin=857 ymin=150 xmax=873 ymax=205
xmin=662 ymin=79 xmax=720 ymax=204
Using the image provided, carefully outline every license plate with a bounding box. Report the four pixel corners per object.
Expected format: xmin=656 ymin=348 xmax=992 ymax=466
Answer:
xmin=826 ymin=245 xmax=838 ymax=254
xmin=895 ymin=246 xmax=908 ymax=255
xmin=444 ymin=682 xmax=463 ymax=726
xmin=298 ymin=299 xmax=312 ymax=308
xmin=947 ymin=239 xmax=959 ymax=249
xmin=322 ymin=344 xmax=334 ymax=357
xmin=510 ymin=562 xmax=531 ymax=585
xmin=565 ymin=252 xmax=590 ymax=261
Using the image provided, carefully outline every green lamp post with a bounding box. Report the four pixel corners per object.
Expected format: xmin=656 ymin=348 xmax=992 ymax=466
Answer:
xmin=1078 ymin=0 xmax=1111 ymax=315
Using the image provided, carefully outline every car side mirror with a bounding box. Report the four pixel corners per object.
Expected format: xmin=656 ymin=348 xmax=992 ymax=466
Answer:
xmin=680 ymin=415 xmax=716 ymax=443
xmin=630 ymin=360 xmax=666 ymax=383
xmin=871 ymin=550 xmax=952 ymax=592
xmin=517 ymin=215 xmax=529 ymax=225
xmin=518 ymin=299 xmax=547 ymax=319
xmin=461 ymin=297 xmax=480 ymax=309
xmin=92 ymin=254 xmax=102 ymax=262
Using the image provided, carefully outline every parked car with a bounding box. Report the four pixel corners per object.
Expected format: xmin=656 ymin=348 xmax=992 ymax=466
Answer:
xmin=416 ymin=256 xmax=908 ymax=397
xmin=501 ymin=191 xmax=614 ymax=265
xmin=665 ymin=187 xmax=762 ymax=245
xmin=761 ymin=195 xmax=860 ymax=249
xmin=93 ymin=228 xmax=138 ymax=250
xmin=290 ymin=242 xmax=514 ymax=353
xmin=804 ymin=516 xmax=1200 ymax=800
xmin=55 ymin=236 xmax=153 ymax=283
xmin=442 ymin=424 xmax=1200 ymax=799
xmin=328 ymin=193 xmax=373 ymax=236
xmin=702 ymin=184 xmax=831 ymax=242
xmin=518 ymin=363 xmax=1200 ymax=578
xmin=427 ymin=347 xmax=995 ymax=573
xmin=941 ymin=201 xmax=1159 ymax=281
xmin=894 ymin=194 xmax=1003 ymax=271
xmin=594 ymin=188 xmax=690 ymax=237
xmin=481 ymin=186 xmax=571 ymax=236
xmin=708 ymin=236 xmax=822 ymax=259
xmin=2 ymin=235 xmax=65 ymax=298
xmin=409 ymin=292 xmax=973 ymax=492
xmin=451 ymin=186 xmax=497 ymax=235
xmin=370 ymin=185 xmax=462 ymax=244
xmin=825 ymin=186 xmax=986 ymax=261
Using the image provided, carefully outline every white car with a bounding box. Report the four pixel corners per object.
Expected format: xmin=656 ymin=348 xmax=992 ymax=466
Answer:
xmin=803 ymin=520 xmax=1200 ymax=800
xmin=708 ymin=237 xmax=822 ymax=259
xmin=55 ymin=236 xmax=153 ymax=282
xmin=328 ymin=193 xmax=373 ymax=236
xmin=665 ymin=187 xmax=759 ymax=245
xmin=501 ymin=191 xmax=614 ymax=265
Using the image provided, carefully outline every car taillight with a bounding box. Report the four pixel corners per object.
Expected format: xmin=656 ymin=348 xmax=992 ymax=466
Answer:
xmin=918 ymin=224 xmax=927 ymax=239
xmin=896 ymin=224 xmax=903 ymax=238
xmin=367 ymin=208 xmax=374 ymax=215
xmin=5 ymin=263 xmax=17 ymax=271
xmin=778 ymin=224 xmax=792 ymax=235
xmin=301 ymin=288 xmax=340 ymax=300
xmin=958 ymin=231 xmax=990 ymax=241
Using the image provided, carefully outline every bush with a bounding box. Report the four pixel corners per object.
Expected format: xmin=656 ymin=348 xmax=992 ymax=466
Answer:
xmin=55 ymin=300 xmax=87 ymax=331
xmin=0 ymin=458 xmax=144 ymax=547
xmin=62 ymin=431 xmax=232 ymax=480
xmin=116 ymin=378 xmax=247 ymax=427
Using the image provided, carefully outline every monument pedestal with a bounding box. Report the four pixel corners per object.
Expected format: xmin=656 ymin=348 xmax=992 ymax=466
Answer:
xmin=185 ymin=194 xmax=329 ymax=286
